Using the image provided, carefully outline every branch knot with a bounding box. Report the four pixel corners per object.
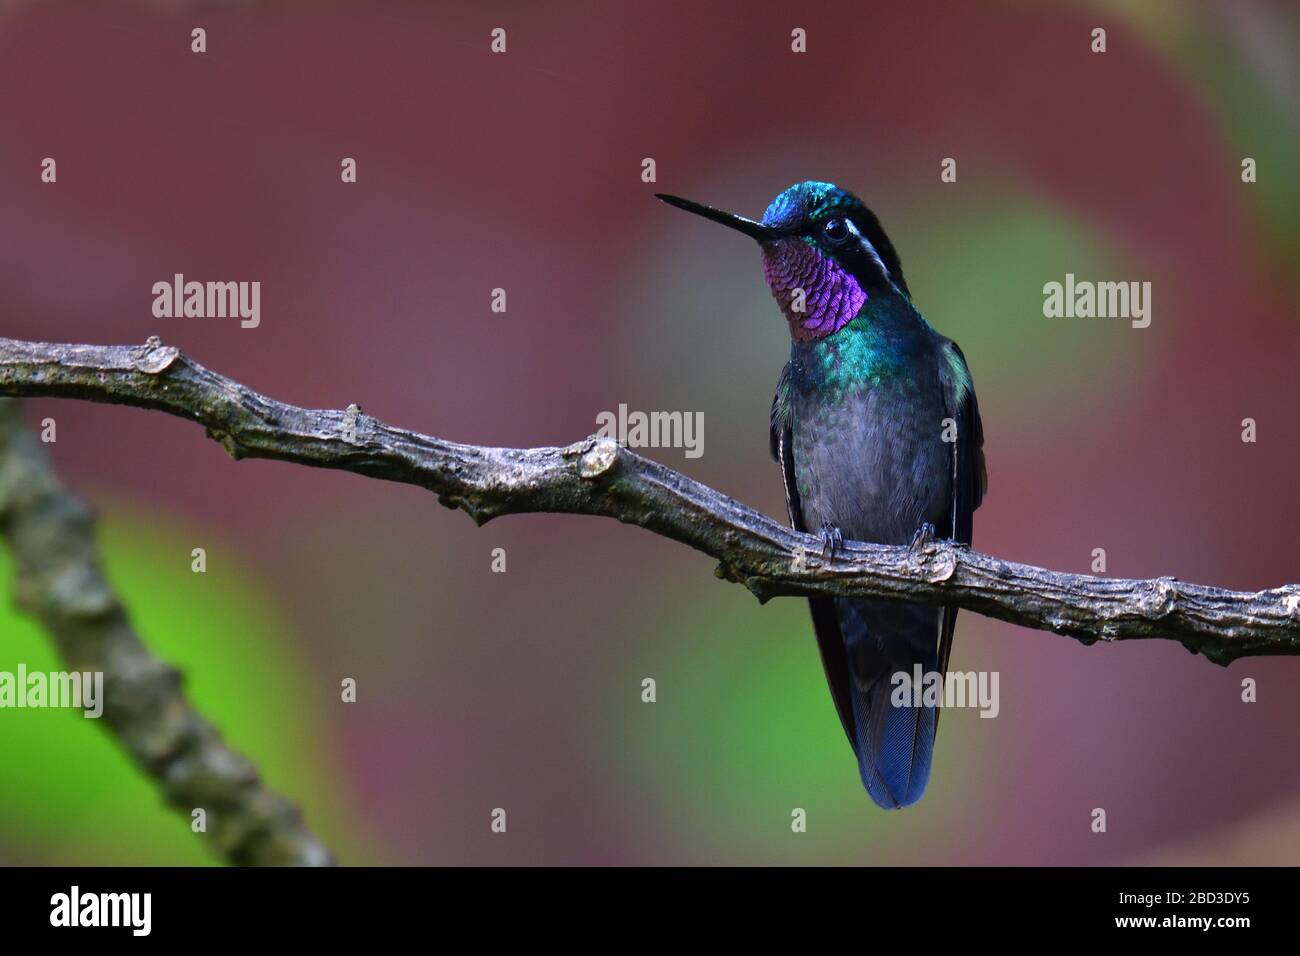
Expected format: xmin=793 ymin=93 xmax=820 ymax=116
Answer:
xmin=1143 ymin=577 xmax=1179 ymax=618
xmin=575 ymin=437 xmax=620 ymax=480
xmin=132 ymin=339 xmax=180 ymax=376
xmin=342 ymin=404 xmax=363 ymax=443
xmin=924 ymin=545 xmax=959 ymax=583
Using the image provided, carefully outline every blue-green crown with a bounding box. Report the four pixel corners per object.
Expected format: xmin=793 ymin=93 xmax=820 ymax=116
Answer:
xmin=761 ymin=181 xmax=859 ymax=230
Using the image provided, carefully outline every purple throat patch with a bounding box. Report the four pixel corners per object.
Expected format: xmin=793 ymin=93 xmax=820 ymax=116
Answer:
xmin=762 ymin=239 xmax=866 ymax=340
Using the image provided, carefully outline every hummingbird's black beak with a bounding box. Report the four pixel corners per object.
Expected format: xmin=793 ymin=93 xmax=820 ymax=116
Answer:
xmin=655 ymin=194 xmax=776 ymax=242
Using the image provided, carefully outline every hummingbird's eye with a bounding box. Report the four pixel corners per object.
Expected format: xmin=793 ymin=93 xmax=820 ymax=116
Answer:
xmin=821 ymin=217 xmax=850 ymax=244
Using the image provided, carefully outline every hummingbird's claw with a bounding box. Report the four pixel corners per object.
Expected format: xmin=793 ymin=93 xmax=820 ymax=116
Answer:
xmin=819 ymin=522 xmax=844 ymax=561
xmin=910 ymin=522 xmax=937 ymax=551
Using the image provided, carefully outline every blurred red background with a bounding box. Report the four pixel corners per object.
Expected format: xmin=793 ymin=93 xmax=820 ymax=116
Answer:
xmin=0 ymin=0 xmax=1297 ymax=864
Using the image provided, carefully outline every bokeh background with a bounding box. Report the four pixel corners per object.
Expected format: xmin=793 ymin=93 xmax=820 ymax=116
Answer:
xmin=0 ymin=0 xmax=1297 ymax=865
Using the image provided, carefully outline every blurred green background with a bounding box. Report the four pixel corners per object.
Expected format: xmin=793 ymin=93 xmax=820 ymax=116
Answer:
xmin=0 ymin=0 xmax=1297 ymax=864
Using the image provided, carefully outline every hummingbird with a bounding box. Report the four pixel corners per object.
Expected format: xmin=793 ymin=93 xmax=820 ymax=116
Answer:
xmin=657 ymin=182 xmax=987 ymax=809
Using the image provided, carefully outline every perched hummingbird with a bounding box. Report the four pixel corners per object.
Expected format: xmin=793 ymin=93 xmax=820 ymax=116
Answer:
xmin=658 ymin=182 xmax=987 ymax=809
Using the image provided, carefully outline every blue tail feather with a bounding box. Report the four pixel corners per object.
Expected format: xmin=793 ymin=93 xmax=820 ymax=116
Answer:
xmin=838 ymin=598 xmax=941 ymax=809
xmin=850 ymin=673 xmax=936 ymax=808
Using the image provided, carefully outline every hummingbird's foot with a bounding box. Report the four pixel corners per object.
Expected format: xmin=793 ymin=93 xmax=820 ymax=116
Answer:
xmin=819 ymin=522 xmax=844 ymax=561
xmin=910 ymin=522 xmax=937 ymax=551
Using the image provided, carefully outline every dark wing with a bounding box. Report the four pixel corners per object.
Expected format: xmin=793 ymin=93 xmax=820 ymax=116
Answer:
xmin=935 ymin=340 xmax=987 ymax=679
xmin=770 ymin=363 xmax=857 ymax=746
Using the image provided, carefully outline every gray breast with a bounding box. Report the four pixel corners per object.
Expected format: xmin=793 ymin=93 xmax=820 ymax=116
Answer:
xmin=790 ymin=374 xmax=951 ymax=546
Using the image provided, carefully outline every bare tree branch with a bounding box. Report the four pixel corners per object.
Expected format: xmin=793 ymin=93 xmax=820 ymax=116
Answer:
xmin=0 ymin=397 xmax=334 ymax=866
xmin=1 ymin=335 xmax=1297 ymax=665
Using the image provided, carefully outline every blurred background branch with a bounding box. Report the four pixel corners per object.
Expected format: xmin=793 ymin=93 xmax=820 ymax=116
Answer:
xmin=0 ymin=398 xmax=333 ymax=866
xmin=1 ymin=336 xmax=1296 ymax=666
